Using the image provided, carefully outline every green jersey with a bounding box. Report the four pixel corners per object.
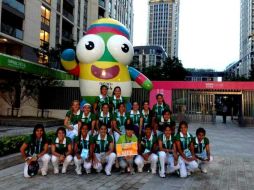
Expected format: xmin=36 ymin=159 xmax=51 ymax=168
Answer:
xmin=93 ymin=134 xmax=113 ymax=153
xmin=157 ymin=116 xmax=171 ymax=132
xmin=192 ymin=137 xmax=209 ymax=154
xmin=141 ymin=109 xmax=152 ymax=126
xmin=110 ymin=95 xmax=125 ymax=113
xmin=24 ymin=134 xmax=48 ymax=156
xmin=113 ymin=112 xmax=130 ymax=132
xmin=95 ymin=95 xmax=110 ymax=111
xmin=129 ymin=110 xmax=141 ymax=125
xmin=152 ymin=103 xmax=170 ymax=121
xmin=81 ymin=112 xmax=96 ymax=127
xmin=74 ymin=135 xmax=94 ymax=154
xmin=66 ymin=110 xmax=82 ymax=125
xmin=52 ymin=137 xmax=72 ymax=155
xmin=158 ymin=134 xmax=174 ymax=152
xmin=140 ymin=134 xmax=157 ymax=154
xmin=117 ymin=134 xmax=138 ymax=144
xmin=175 ymin=132 xmax=193 ymax=150
xmin=98 ymin=111 xmax=113 ymax=127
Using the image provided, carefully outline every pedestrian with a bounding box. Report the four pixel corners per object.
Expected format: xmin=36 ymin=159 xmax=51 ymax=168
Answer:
xmin=175 ymin=121 xmax=198 ymax=178
xmin=141 ymin=100 xmax=153 ymax=134
xmin=152 ymin=94 xmax=170 ymax=122
xmin=116 ymin=124 xmax=138 ymax=174
xmin=51 ymin=127 xmax=73 ymax=174
xmin=74 ymin=124 xmax=94 ymax=175
xmin=110 ymin=86 xmax=125 ymax=113
xmin=64 ymin=100 xmax=82 ymax=140
xmin=191 ymin=127 xmax=212 ymax=174
xmin=156 ymin=109 xmax=173 ymax=136
xmin=97 ymin=103 xmax=113 ymax=135
xmin=93 ymin=85 xmax=110 ymax=114
xmin=129 ymin=101 xmax=143 ymax=137
xmin=135 ymin=124 xmax=158 ymax=174
xmin=92 ymin=123 xmax=116 ymax=176
xmin=158 ymin=124 xmax=180 ymax=178
xmin=222 ymin=104 xmax=228 ymax=124
xmin=20 ymin=124 xmax=50 ymax=177
xmin=80 ymin=103 xmax=97 ymax=135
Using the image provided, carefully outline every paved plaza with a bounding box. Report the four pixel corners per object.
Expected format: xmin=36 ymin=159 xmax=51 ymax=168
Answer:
xmin=0 ymin=120 xmax=254 ymax=190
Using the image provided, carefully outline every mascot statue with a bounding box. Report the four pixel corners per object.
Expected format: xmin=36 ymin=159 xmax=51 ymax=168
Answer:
xmin=61 ymin=18 xmax=153 ymax=104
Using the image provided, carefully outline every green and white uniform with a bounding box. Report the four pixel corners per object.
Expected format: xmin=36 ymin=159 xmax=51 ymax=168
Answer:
xmin=152 ymin=103 xmax=170 ymax=121
xmin=74 ymin=135 xmax=94 ymax=174
xmin=95 ymin=95 xmax=110 ymax=112
xmin=158 ymin=134 xmax=180 ymax=176
xmin=23 ymin=135 xmax=50 ymax=178
xmin=65 ymin=110 xmax=82 ymax=139
xmin=134 ymin=134 xmax=158 ymax=173
xmin=157 ymin=116 xmax=171 ymax=136
xmin=192 ymin=137 xmax=209 ymax=159
xmin=81 ymin=112 xmax=96 ymax=129
xmin=51 ymin=137 xmax=73 ymax=174
xmin=98 ymin=111 xmax=113 ymax=132
xmin=113 ymin=111 xmax=130 ymax=142
xmin=175 ymin=132 xmax=198 ymax=178
xmin=93 ymin=134 xmax=116 ymax=174
xmin=141 ymin=109 xmax=152 ymax=128
xmin=129 ymin=110 xmax=141 ymax=126
xmin=110 ymin=95 xmax=125 ymax=113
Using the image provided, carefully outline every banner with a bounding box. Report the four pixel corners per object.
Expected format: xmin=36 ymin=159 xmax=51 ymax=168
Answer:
xmin=116 ymin=142 xmax=138 ymax=157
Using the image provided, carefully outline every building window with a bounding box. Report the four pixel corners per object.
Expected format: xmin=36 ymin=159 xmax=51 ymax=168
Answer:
xmin=41 ymin=5 xmax=51 ymax=26
xmin=40 ymin=29 xmax=50 ymax=47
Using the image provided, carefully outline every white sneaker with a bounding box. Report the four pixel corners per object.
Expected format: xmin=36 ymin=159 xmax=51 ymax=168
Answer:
xmin=41 ymin=170 xmax=47 ymax=176
xmin=151 ymin=170 xmax=156 ymax=174
xmin=75 ymin=168 xmax=82 ymax=175
xmin=159 ymin=173 xmax=165 ymax=178
xmin=105 ymin=169 xmax=111 ymax=176
xmin=62 ymin=167 xmax=67 ymax=174
xmin=86 ymin=169 xmax=91 ymax=174
xmin=187 ymin=171 xmax=191 ymax=176
xmin=201 ymin=168 xmax=207 ymax=174
xmin=54 ymin=168 xmax=59 ymax=174
xmin=138 ymin=168 xmax=143 ymax=173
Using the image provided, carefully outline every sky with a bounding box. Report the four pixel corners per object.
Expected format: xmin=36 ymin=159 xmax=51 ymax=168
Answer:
xmin=133 ymin=0 xmax=240 ymax=71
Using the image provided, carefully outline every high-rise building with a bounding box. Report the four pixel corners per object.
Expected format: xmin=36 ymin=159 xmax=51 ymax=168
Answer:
xmin=0 ymin=0 xmax=88 ymax=65
xmin=87 ymin=0 xmax=134 ymax=42
xmin=148 ymin=0 xmax=180 ymax=58
xmin=239 ymin=0 xmax=254 ymax=77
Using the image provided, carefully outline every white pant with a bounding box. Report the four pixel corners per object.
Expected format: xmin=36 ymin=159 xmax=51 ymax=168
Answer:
xmin=93 ymin=153 xmax=116 ymax=173
xmin=178 ymin=156 xmax=198 ymax=178
xmin=51 ymin=155 xmax=73 ymax=172
xmin=24 ymin=154 xmax=51 ymax=178
xmin=134 ymin=154 xmax=158 ymax=173
xmin=119 ymin=157 xmax=134 ymax=169
xmin=74 ymin=156 xmax=92 ymax=173
xmin=158 ymin=151 xmax=180 ymax=175
xmin=66 ymin=124 xmax=79 ymax=140
xmin=196 ymin=154 xmax=213 ymax=172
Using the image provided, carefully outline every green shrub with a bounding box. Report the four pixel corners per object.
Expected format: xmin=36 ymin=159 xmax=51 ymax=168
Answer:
xmin=0 ymin=131 xmax=57 ymax=157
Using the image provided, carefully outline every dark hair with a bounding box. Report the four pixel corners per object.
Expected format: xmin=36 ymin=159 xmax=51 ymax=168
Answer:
xmin=156 ymin=93 xmax=164 ymax=99
xmin=163 ymin=124 xmax=171 ymax=131
xmin=112 ymin=86 xmax=121 ymax=96
xmin=178 ymin=121 xmax=188 ymax=133
xmin=170 ymin=120 xmax=176 ymax=127
xmin=196 ymin=127 xmax=206 ymax=136
xmin=125 ymin=124 xmax=134 ymax=131
xmin=32 ymin=124 xmax=46 ymax=145
xmin=100 ymin=85 xmax=108 ymax=92
xmin=98 ymin=121 xmax=109 ymax=129
xmin=101 ymin=103 xmax=109 ymax=109
xmin=145 ymin=124 xmax=152 ymax=130
xmin=142 ymin=100 xmax=149 ymax=106
xmin=56 ymin=127 xmax=66 ymax=136
xmin=78 ymin=124 xmax=90 ymax=144
xmin=118 ymin=102 xmax=125 ymax=109
xmin=162 ymin=109 xmax=171 ymax=116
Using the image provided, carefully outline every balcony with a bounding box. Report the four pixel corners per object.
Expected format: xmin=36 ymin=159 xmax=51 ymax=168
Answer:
xmin=63 ymin=9 xmax=74 ymax=22
xmin=1 ymin=23 xmax=23 ymax=40
xmin=2 ymin=0 xmax=25 ymax=14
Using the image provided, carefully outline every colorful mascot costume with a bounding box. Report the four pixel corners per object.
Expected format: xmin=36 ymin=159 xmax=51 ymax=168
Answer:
xmin=61 ymin=18 xmax=153 ymax=104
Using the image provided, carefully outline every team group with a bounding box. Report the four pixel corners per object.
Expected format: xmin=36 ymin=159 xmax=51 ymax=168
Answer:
xmin=20 ymin=85 xmax=212 ymax=178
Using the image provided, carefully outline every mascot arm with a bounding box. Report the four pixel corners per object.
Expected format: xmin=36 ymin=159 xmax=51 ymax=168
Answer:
xmin=61 ymin=49 xmax=80 ymax=76
xmin=128 ymin=66 xmax=153 ymax=91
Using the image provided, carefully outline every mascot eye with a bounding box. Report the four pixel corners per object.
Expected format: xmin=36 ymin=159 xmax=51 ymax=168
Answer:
xmin=107 ymin=35 xmax=133 ymax=65
xmin=76 ymin=34 xmax=105 ymax=63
